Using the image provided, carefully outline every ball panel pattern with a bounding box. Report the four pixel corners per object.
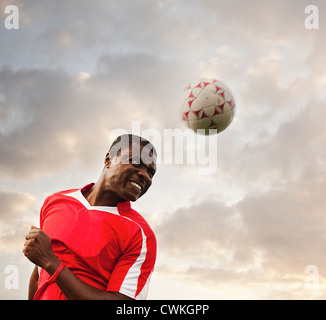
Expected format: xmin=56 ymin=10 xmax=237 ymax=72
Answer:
xmin=180 ymin=79 xmax=236 ymax=134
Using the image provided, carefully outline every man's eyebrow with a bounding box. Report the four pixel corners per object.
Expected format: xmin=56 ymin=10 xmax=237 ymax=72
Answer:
xmin=141 ymin=159 xmax=157 ymax=172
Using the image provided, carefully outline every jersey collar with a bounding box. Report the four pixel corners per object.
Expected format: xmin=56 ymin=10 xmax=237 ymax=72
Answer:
xmin=81 ymin=183 xmax=132 ymax=215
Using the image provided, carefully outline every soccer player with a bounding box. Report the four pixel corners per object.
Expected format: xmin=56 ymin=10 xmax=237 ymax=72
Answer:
xmin=23 ymin=134 xmax=157 ymax=300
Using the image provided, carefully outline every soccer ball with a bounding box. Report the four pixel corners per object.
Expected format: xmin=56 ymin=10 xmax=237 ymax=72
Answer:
xmin=180 ymin=78 xmax=236 ymax=135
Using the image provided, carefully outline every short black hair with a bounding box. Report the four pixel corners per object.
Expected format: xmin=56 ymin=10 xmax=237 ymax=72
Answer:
xmin=108 ymin=134 xmax=157 ymax=160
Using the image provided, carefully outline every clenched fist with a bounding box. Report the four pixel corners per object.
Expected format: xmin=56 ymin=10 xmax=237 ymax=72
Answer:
xmin=23 ymin=226 xmax=60 ymax=271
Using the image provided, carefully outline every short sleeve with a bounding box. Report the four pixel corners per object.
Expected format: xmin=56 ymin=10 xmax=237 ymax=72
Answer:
xmin=106 ymin=225 xmax=157 ymax=300
xmin=39 ymin=196 xmax=51 ymax=230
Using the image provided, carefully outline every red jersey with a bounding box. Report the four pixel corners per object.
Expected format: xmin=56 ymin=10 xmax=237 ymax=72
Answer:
xmin=33 ymin=183 xmax=157 ymax=300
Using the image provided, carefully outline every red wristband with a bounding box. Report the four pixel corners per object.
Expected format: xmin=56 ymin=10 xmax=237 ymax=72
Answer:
xmin=47 ymin=262 xmax=64 ymax=284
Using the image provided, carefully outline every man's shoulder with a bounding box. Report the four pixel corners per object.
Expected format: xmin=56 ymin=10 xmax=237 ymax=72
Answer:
xmin=54 ymin=187 xmax=80 ymax=196
xmin=42 ymin=188 xmax=80 ymax=208
xmin=46 ymin=187 xmax=79 ymax=199
xmin=45 ymin=183 xmax=94 ymax=202
xmin=124 ymin=207 xmax=156 ymax=240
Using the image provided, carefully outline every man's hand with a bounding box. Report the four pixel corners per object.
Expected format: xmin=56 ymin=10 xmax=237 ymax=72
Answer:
xmin=23 ymin=226 xmax=60 ymax=272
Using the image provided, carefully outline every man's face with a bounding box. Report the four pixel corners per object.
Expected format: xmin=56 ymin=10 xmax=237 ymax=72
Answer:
xmin=106 ymin=143 xmax=157 ymax=202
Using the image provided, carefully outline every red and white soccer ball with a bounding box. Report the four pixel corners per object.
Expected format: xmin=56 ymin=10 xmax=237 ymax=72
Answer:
xmin=180 ymin=79 xmax=236 ymax=134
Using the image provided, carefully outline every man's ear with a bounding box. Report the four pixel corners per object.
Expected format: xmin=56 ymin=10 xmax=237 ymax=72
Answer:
xmin=104 ymin=152 xmax=111 ymax=167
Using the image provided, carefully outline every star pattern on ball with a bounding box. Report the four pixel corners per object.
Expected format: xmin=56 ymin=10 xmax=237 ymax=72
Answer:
xmin=181 ymin=79 xmax=236 ymax=134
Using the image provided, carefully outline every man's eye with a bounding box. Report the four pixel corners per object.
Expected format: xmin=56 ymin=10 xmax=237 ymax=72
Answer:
xmin=148 ymin=170 xmax=155 ymax=178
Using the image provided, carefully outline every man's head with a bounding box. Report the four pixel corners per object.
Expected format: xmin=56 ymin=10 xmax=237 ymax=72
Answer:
xmin=103 ymin=134 xmax=157 ymax=202
xmin=107 ymin=134 xmax=157 ymax=163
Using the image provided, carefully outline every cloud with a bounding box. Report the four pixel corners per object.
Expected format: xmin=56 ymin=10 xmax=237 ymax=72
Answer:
xmin=0 ymin=63 xmax=160 ymax=178
xmin=0 ymin=191 xmax=37 ymax=253
xmin=0 ymin=51 xmax=193 ymax=179
xmin=155 ymin=177 xmax=326 ymax=298
xmin=0 ymin=66 xmax=88 ymax=178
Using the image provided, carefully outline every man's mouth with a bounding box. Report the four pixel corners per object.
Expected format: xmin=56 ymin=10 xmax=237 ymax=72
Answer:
xmin=130 ymin=180 xmax=142 ymax=192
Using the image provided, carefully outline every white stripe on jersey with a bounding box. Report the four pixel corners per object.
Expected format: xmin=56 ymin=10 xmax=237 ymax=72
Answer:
xmin=136 ymin=270 xmax=153 ymax=300
xmin=119 ymin=222 xmax=147 ymax=299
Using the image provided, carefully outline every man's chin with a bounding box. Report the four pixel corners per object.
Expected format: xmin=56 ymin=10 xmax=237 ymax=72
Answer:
xmin=122 ymin=191 xmax=141 ymax=202
xmin=121 ymin=187 xmax=146 ymax=202
xmin=129 ymin=193 xmax=143 ymax=202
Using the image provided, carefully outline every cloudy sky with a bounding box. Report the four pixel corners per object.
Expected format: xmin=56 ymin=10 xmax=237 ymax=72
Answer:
xmin=1 ymin=0 xmax=326 ymax=300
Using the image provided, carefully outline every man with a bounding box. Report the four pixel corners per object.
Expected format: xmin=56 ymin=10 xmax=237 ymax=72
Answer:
xmin=23 ymin=134 xmax=157 ymax=300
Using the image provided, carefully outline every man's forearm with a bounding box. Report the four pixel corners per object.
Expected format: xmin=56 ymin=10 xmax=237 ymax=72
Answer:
xmin=28 ymin=266 xmax=39 ymax=300
xmin=45 ymin=258 xmax=131 ymax=300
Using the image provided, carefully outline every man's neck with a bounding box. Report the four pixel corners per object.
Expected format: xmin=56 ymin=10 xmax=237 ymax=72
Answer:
xmin=82 ymin=180 xmax=120 ymax=207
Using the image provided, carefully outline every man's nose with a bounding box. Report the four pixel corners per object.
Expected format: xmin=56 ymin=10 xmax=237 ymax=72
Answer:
xmin=137 ymin=167 xmax=151 ymax=182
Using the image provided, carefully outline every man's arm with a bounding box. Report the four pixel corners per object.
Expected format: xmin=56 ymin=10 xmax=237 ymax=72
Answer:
xmin=28 ymin=265 xmax=39 ymax=300
xmin=45 ymin=258 xmax=132 ymax=300
xmin=23 ymin=226 xmax=132 ymax=300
